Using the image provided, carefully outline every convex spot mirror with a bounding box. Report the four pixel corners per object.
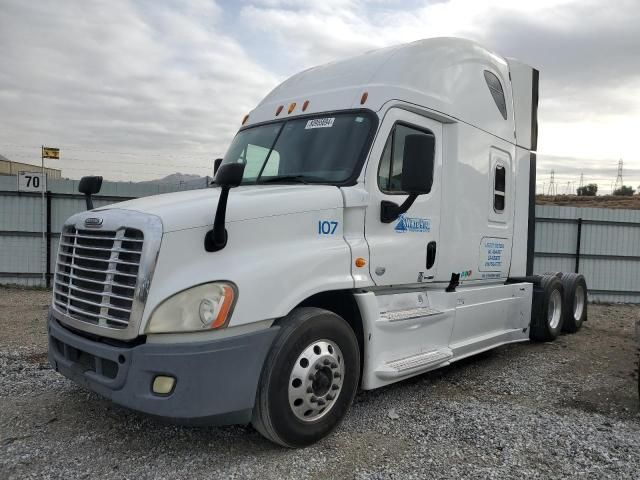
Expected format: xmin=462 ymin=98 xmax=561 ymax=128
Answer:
xmin=400 ymin=133 xmax=434 ymax=195
xmin=78 ymin=176 xmax=103 ymax=195
xmin=213 ymin=158 xmax=223 ymax=176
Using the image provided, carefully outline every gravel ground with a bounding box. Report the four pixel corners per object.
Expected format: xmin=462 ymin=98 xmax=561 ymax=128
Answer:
xmin=1 ymin=286 xmax=639 ymax=479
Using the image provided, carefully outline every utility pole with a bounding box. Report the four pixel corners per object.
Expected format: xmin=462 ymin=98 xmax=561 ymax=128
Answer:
xmin=41 ymin=146 xmax=46 ymax=285
xmin=578 ymin=172 xmax=584 ymax=191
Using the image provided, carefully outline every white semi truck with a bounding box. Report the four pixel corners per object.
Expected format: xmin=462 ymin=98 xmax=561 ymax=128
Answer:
xmin=48 ymin=38 xmax=588 ymax=447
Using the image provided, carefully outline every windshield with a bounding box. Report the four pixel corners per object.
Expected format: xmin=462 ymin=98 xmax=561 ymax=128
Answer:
xmin=221 ymin=112 xmax=375 ymax=185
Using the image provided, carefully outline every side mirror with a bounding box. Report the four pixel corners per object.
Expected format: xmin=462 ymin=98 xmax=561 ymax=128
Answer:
xmin=78 ymin=176 xmax=103 ymax=210
xmin=204 ymin=163 xmax=245 ymax=252
xmin=213 ymin=158 xmax=223 ymax=176
xmin=380 ymin=134 xmax=434 ymax=223
xmin=214 ymin=162 xmax=244 ymax=187
xmin=401 ymin=134 xmax=434 ymax=194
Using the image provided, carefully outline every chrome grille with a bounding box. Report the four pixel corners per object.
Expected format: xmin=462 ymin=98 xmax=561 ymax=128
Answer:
xmin=54 ymin=226 xmax=144 ymax=329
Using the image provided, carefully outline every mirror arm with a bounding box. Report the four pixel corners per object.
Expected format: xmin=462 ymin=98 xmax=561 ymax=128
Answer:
xmin=85 ymin=194 xmax=94 ymax=211
xmin=204 ymin=185 xmax=230 ymax=252
xmin=380 ymin=194 xmax=418 ymax=223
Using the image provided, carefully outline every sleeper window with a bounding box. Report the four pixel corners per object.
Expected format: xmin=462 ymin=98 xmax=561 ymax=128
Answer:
xmin=494 ymin=165 xmax=506 ymax=212
xmin=378 ymin=124 xmax=434 ymax=194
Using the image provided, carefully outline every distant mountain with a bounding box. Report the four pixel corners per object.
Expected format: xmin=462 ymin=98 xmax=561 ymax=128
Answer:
xmin=138 ymin=173 xmax=211 ymax=186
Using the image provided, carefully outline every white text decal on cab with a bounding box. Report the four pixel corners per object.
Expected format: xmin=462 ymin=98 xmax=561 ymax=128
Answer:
xmin=305 ymin=117 xmax=335 ymax=129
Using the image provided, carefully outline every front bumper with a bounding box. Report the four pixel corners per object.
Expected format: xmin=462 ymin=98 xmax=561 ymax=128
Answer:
xmin=48 ymin=311 xmax=279 ymax=425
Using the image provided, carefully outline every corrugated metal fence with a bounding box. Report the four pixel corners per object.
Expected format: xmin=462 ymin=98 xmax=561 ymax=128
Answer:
xmin=0 ymin=175 xmax=209 ymax=287
xmin=533 ymin=205 xmax=640 ymax=303
xmin=1 ymin=175 xmax=639 ymax=303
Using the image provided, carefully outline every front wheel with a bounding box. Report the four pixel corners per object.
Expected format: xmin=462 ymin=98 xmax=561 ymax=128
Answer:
xmin=252 ymin=307 xmax=360 ymax=447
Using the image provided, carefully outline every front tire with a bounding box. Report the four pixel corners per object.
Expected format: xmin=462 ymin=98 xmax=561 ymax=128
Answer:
xmin=252 ymin=307 xmax=360 ymax=447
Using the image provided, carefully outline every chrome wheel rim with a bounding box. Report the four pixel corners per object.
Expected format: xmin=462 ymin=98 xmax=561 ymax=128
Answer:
xmin=548 ymin=289 xmax=562 ymax=330
xmin=288 ymin=339 xmax=344 ymax=422
xmin=574 ymin=285 xmax=585 ymax=321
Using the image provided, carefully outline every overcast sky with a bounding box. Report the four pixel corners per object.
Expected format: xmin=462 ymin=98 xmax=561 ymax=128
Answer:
xmin=1 ymin=0 xmax=639 ymax=193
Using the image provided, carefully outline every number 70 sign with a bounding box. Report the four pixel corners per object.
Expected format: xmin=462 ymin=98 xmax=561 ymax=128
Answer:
xmin=17 ymin=171 xmax=47 ymax=192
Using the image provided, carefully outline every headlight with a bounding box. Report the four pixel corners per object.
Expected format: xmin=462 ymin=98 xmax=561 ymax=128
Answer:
xmin=146 ymin=282 xmax=237 ymax=334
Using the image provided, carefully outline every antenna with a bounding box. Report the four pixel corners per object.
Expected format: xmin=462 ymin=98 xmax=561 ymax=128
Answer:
xmin=547 ymin=170 xmax=556 ymax=196
xmin=613 ymin=159 xmax=623 ymax=192
xmin=578 ymin=172 xmax=584 ymax=190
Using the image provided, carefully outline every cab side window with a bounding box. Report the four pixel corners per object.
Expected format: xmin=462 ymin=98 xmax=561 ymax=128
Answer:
xmin=377 ymin=124 xmax=435 ymax=194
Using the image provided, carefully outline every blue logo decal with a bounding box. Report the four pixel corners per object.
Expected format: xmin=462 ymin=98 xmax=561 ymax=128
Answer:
xmin=394 ymin=214 xmax=430 ymax=233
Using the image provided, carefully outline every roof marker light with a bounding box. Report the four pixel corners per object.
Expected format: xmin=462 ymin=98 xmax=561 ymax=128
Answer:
xmin=302 ymin=100 xmax=309 ymax=112
xmin=241 ymin=114 xmax=249 ymax=125
xmin=288 ymin=102 xmax=297 ymax=114
xmin=276 ymin=105 xmax=283 ymax=116
xmin=360 ymin=92 xmax=368 ymax=105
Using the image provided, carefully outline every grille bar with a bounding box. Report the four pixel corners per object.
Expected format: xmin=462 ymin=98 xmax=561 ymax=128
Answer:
xmin=59 ymin=242 xmax=142 ymax=255
xmin=58 ymin=252 xmax=140 ymax=267
xmin=58 ymin=283 xmax=135 ymax=302
xmin=62 ymin=232 xmax=144 ymax=242
xmin=54 ymin=226 xmax=143 ymax=329
xmin=56 ymin=261 xmax=138 ymax=278
xmin=53 ymin=300 xmax=129 ymax=325
xmin=56 ymin=271 xmax=136 ymax=290
xmin=54 ymin=288 xmax=132 ymax=313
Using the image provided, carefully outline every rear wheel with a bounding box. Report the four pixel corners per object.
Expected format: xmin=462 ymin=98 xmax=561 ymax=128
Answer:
xmin=530 ymin=275 xmax=564 ymax=342
xmin=560 ymin=273 xmax=588 ymax=333
xmin=252 ymin=307 xmax=360 ymax=447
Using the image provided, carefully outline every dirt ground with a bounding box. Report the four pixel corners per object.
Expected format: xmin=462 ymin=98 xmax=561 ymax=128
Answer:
xmin=1 ymin=286 xmax=639 ymax=479
xmin=536 ymin=194 xmax=640 ymax=209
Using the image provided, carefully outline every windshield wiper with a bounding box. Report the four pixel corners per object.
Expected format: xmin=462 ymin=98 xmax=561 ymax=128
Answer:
xmin=258 ymin=175 xmax=325 ymax=184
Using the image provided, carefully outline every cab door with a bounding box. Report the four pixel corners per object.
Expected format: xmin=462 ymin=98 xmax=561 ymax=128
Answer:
xmin=364 ymin=109 xmax=442 ymax=286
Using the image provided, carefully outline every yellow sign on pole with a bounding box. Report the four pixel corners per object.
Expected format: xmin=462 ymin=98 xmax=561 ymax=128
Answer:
xmin=42 ymin=147 xmax=60 ymax=159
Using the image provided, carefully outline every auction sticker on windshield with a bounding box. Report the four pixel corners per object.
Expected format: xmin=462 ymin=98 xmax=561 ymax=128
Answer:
xmin=305 ymin=118 xmax=335 ymax=129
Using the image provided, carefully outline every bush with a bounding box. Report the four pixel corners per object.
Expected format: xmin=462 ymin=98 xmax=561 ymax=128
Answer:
xmin=613 ymin=185 xmax=635 ymax=196
xmin=577 ymin=184 xmax=597 ymax=196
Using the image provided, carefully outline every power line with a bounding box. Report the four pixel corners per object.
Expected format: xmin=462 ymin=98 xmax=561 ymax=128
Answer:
xmin=3 ymin=151 xmax=213 ymax=170
xmin=0 ymin=143 xmax=217 ymax=159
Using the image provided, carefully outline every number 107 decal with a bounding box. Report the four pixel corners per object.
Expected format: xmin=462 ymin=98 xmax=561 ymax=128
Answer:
xmin=318 ymin=220 xmax=338 ymax=235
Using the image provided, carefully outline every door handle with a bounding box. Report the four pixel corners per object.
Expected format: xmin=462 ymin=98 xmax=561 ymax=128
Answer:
xmin=426 ymin=241 xmax=437 ymax=269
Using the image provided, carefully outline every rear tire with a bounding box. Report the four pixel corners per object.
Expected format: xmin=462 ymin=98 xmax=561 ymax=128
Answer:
xmin=530 ymin=275 xmax=564 ymax=342
xmin=560 ymin=273 xmax=587 ymax=333
xmin=252 ymin=307 xmax=360 ymax=448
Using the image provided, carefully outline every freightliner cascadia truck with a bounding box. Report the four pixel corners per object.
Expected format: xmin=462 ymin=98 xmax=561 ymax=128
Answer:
xmin=48 ymin=38 xmax=588 ymax=447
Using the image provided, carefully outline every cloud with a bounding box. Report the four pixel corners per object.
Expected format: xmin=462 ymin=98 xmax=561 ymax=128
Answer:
xmin=0 ymin=0 xmax=278 ymax=180
xmin=0 ymin=0 xmax=638 ymax=189
xmin=238 ymin=0 xmax=640 ymax=188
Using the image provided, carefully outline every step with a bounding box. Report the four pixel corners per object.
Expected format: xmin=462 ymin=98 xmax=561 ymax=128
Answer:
xmin=375 ymin=349 xmax=453 ymax=380
xmin=380 ymin=306 xmax=444 ymax=323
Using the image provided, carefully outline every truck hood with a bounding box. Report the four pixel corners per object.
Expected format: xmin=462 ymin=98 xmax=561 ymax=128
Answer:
xmin=100 ymin=184 xmax=344 ymax=232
